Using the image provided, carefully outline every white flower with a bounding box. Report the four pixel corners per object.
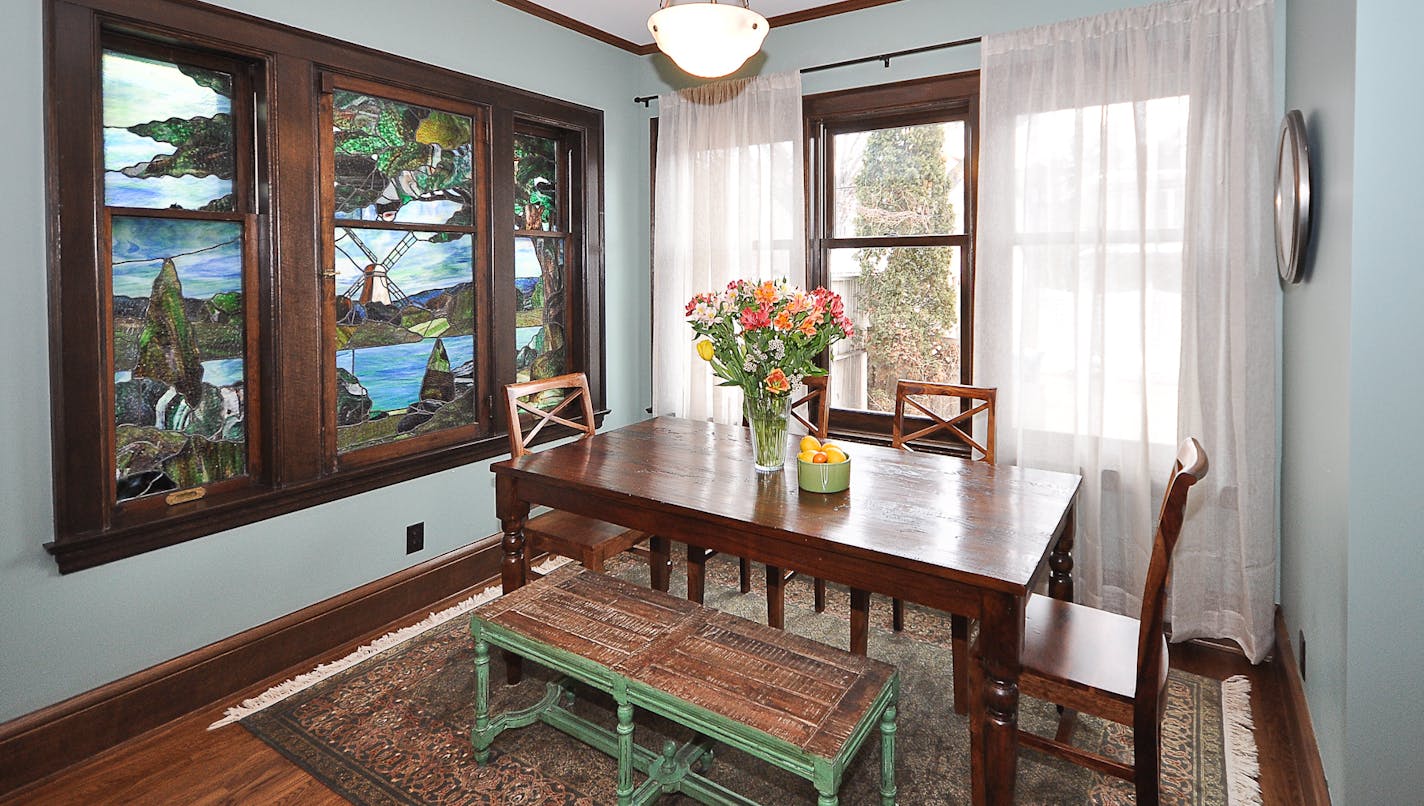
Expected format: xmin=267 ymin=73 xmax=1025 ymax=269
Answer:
xmin=690 ymin=301 xmax=719 ymax=325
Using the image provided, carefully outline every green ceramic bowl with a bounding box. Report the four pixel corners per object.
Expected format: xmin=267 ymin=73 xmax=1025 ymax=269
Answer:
xmin=797 ymin=455 xmax=851 ymax=493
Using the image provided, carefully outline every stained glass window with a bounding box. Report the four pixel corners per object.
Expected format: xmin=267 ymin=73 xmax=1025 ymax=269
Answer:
xmin=49 ymin=2 xmax=604 ymax=572
xmin=328 ymin=85 xmax=481 ymax=457
xmin=103 ymin=51 xmax=235 ymax=211
xmin=515 ymin=236 xmax=568 ymax=382
xmin=333 ymin=91 xmax=474 ymax=226
xmin=331 ymin=227 xmax=476 ymax=453
xmin=512 ymin=128 xmax=571 ymax=388
xmin=101 ymin=43 xmax=250 ymax=505
xmin=514 ymin=133 xmax=558 ymax=231
xmin=112 ymin=217 xmax=246 ymax=501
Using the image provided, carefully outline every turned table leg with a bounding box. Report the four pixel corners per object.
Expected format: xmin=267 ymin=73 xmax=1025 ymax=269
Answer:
xmin=1049 ymin=502 xmax=1076 ymax=602
xmin=496 ymin=475 xmax=530 ymax=685
xmin=970 ymin=591 xmax=1025 ymax=806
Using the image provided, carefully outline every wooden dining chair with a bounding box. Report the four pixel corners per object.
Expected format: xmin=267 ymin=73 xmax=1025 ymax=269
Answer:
xmin=689 ymin=375 xmax=831 ymax=624
xmin=995 ymin=437 xmax=1208 ymax=805
xmin=505 ymin=373 xmax=670 ymax=589
xmin=851 ymin=380 xmax=996 ymax=713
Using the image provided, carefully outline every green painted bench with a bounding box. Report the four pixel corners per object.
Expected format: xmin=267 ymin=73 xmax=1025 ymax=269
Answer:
xmin=469 ymin=565 xmax=899 ymax=806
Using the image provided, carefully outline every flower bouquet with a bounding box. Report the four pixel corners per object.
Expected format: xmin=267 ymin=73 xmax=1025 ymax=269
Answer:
xmin=685 ymin=279 xmax=854 ymax=471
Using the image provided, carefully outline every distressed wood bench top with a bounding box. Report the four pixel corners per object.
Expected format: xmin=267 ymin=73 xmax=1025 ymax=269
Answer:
xmin=473 ymin=564 xmax=897 ymax=763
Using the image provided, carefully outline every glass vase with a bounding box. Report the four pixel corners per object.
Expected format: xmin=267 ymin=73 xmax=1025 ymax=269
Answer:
xmin=744 ymin=392 xmax=791 ymax=473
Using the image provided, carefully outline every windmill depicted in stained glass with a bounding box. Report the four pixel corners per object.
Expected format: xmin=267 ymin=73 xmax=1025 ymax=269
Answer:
xmin=334 ymin=227 xmax=424 ymax=324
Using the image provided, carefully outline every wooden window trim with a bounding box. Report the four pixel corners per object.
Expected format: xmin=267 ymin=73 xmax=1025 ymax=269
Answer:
xmin=44 ymin=0 xmax=607 ymax=573
xmin=804 ymin=71 xmax=980 ymax=448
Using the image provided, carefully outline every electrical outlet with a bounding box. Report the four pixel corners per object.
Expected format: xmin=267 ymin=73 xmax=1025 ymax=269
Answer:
xmin=1298 ymin=630 xmax=1307 ymax=681
xmin=406 ymin=522 xmax=424 ymax=554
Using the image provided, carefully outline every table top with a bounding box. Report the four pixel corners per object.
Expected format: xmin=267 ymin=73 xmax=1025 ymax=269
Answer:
xmin=493 ymin=416 xmax=1081 ymax=596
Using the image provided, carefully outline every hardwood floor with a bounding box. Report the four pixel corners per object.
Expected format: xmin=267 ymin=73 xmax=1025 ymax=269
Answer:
xmin=3 ymin=576 xmax=1310 ymax=805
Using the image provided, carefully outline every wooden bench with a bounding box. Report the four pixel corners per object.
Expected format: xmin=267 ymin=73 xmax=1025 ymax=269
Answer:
xmin=469 ymin=565 xmax=899 ymax=806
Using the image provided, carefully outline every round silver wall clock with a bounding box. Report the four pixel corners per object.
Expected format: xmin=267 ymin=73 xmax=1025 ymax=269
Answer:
xmin=1274 ymin=109 xmax=1313 ymax=284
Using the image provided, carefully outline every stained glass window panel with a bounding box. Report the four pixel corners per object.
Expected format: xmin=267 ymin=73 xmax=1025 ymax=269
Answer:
xmin=331 ymin=228 xmax=476 ymax=453
xmin=332 ymin=91 xmax=473 ymax=226
xmin=515 ymin=236 xmax=567 ymax=383
xmin=103 ymin=50 xmax=235 ymax=211
xmin=514 ymin=134 xmax=558 ymax=231
xmin=112 ymin=216 xmax=246 ymax=501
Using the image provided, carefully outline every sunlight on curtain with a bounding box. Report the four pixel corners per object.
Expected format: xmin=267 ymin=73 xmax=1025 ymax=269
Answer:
xmin=651 ymin=73 xmax=805 ymax=424
xmin=978 ymin=0 xmax=1276 ymax=661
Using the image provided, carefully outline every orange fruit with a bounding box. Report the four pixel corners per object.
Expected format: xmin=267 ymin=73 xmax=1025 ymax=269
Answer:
xmin=811 ymin=452 xmax=829 ymax=464
xmin=798 ymin=435 xmax=822 ymax=453
xmin=823 ymin=445 xmax=848 ymax=464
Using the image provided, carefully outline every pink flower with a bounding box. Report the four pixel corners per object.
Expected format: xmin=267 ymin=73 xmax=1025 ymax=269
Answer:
xmin=740 ymin=306 xmax=771 ymax=330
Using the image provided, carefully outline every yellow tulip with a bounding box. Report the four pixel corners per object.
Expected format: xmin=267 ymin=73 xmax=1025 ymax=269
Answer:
xmin=696 ymin=340 xmax=715 ymax=361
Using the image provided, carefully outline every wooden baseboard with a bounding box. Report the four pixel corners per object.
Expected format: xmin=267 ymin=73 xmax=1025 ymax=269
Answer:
xmin=0 ymin=535 xmax=505 ymax=797
xmin=1274 ymin=607 xmax=1332 ymax=805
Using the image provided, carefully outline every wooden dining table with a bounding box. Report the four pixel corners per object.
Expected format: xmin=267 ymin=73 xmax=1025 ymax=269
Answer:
xmin=492 ymin=416 xmax=1081 ymax=805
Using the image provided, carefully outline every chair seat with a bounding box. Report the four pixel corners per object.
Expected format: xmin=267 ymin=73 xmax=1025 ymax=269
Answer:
xmin=1019 ymin=594 xmax=1168 ymax=726
xmin=526 ymin=509 xmax=646 ymax=567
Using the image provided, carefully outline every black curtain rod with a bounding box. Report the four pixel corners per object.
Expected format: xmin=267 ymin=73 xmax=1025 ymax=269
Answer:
xmin=633 ymin=35 xmax=982 ymax=106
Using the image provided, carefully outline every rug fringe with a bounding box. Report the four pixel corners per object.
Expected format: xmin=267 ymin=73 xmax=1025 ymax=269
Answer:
xmin=207 ymin=556 xmax=573 ymax=730
xmin=1220 ymin=674 xmax=1262 ymax=806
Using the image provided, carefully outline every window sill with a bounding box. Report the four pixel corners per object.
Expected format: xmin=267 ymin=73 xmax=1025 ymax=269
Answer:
xmin=44 ymin=410 xmax=607 ymax=574
xmin=45 ymin=436 xmax=497 ymax=573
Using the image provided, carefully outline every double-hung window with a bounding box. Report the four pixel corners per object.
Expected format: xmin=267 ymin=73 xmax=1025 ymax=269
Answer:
xmin=805 ymin=72 xmax=980 ymax=444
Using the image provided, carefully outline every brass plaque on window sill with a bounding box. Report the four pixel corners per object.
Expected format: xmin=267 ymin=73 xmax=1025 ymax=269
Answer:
xmin=166 ymin=487 xmax=207 ymax=506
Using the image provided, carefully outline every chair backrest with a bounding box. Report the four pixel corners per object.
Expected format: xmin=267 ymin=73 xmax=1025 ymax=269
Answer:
xmin=503 ymin=372 xmax=597 ymax=458
xmin=891 ymin=380 xmax=997 ymax=462
xmin=791 ymin=375 xmax=830 ymax=440
xmin=1134 ymin=437 xmax=1209 ymax=698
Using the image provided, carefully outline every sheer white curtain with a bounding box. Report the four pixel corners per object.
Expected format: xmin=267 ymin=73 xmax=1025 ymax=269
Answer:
xmin=652 ymin=72 xmax=806 ymax=424
xmin=976 ymin=0 xmax=1277 ymax=661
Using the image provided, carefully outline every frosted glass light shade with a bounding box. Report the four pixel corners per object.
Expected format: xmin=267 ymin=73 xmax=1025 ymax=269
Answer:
xmin=648 ymin=2 xmax=769 ymax=79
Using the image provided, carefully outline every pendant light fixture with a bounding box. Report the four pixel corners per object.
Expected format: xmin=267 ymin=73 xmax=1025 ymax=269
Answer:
xmin=648 ymin=0 xmax=770 ymax=79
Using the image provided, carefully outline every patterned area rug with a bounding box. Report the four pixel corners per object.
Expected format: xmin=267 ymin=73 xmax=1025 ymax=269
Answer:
xmin=225 ymin=554 xmax=1259 ymax=804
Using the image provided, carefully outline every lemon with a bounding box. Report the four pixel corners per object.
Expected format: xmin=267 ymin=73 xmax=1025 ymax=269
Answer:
xmin=823 ymin=445 xmax=848 ymax=464
xmin=797 ymin=449 xmax=819 ymax=463
xmin=798 ymin=435 xmax=822 ymax=453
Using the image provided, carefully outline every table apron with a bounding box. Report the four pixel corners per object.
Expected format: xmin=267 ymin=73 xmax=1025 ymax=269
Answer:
xmin=498 ymin=473 xmax=988 ymax=619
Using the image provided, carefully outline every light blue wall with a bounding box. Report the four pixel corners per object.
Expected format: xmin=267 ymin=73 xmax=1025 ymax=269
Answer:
xmin=0 ymin=0 xmax=647 ymax=722
xmin=1280 ymin=0 xmax=1353 ymax=797
xmin=1347 ymin=1 xmax=1424 ymax=801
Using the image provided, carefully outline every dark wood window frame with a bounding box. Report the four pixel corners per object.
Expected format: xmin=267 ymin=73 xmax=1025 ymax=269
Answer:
xmin=804 ymin=71 xmax=981 ymax=451
xmin=44 ymin=0 xmax=606 ymax=573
